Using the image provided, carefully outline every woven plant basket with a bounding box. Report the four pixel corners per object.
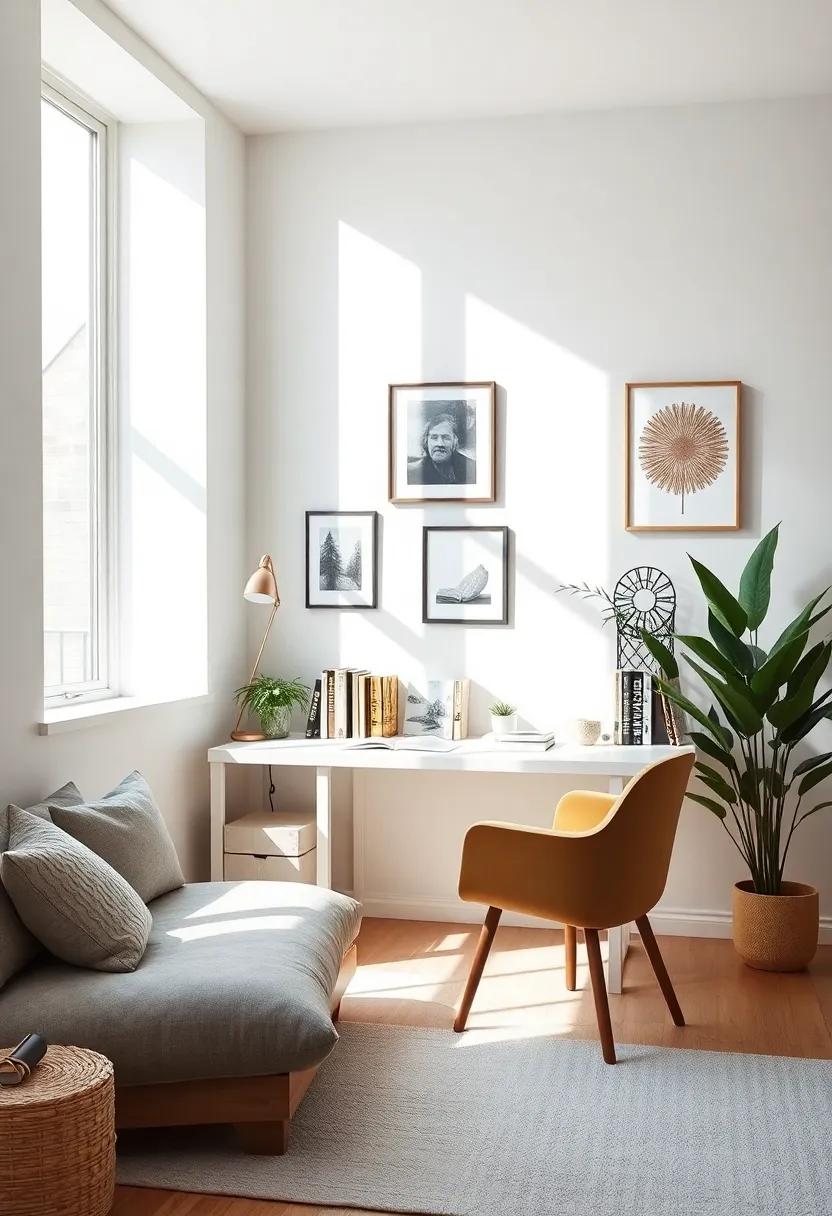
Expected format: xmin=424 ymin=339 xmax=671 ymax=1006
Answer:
xmin=0 ymin=1044 xmax=115 ymax=1216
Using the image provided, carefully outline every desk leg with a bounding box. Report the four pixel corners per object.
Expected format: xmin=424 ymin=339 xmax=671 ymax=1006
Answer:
xmin=316 ymin=766 xmax=332 ymax=888
xmin=606 ymin=776 xmax=629 ymax=995
xmin=210 ymin=761 xmax=225 ymax=881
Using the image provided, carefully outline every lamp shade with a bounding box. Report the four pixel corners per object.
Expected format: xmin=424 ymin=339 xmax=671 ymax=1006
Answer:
xmin=243 ymin=555 xmax=279 ymax=605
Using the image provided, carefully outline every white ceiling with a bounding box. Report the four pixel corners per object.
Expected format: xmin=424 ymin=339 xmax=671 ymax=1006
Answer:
xmin=102 ymin=0 xmax=832 ymax=134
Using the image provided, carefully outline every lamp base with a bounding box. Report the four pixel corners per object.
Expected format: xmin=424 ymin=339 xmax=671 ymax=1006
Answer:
xmin=230 ymin=730 xmax=266 ymax=742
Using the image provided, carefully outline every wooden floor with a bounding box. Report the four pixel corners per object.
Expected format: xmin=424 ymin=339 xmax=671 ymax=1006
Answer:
xmin=114 ymin=917 xmax=832 ymax=1216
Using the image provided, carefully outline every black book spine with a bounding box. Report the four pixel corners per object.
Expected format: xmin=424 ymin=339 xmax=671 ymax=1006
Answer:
xmin=631 ymin=672 xmax=644 ymax=745
xmin=651 ymin=685 xmax=670 ymax=745
xmin=305 ymin=679 xmax=322 ymax=738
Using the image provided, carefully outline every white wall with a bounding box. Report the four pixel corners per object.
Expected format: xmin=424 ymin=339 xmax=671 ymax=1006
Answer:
xmin=247 ymin=97 xmax=832 ymax=931
xmin=0 ymin=0 xmax=247 ymax=878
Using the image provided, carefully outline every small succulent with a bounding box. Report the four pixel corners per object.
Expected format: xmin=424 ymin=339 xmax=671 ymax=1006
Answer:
xmin=489 ymin=701 xmax=517 ymax=717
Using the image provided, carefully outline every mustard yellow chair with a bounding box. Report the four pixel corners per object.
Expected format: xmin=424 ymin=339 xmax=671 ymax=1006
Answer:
xmin=454 ymin=752 xmax=694 ymax=1063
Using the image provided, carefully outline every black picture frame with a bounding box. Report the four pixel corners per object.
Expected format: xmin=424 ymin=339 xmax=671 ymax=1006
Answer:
xmin=305 ymin=511 xmax=379 ymax=609
xmin=422 ymin=525 xmax=509 ymax=625
xmin=389 ymin=381 xmax=497 ymax=504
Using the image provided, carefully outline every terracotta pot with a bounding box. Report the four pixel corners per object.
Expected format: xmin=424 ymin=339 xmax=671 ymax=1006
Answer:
xmin=732 ymin=880 xmax=819 ymax=972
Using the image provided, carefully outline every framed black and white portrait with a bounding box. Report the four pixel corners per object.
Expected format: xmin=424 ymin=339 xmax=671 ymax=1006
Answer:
xmin=422 ymin=526 xmax=509 ymax=625
xmin=389 ymin=381 xmax=496 ymax=503
xmin=305 ymin=511 xmax=378 ymax=609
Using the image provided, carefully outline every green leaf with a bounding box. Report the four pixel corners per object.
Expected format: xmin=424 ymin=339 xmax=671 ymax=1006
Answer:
xmin=689 ymin=730 xmax=738 ymax=770
xmin=786 ymin=642 xmax=827 ymax=699
xmin=687 ymin=792 xmax=728 ymax=819
xmin=792 ymin=751 xmax=832 ymax=777
xmin=750 ymin=633 xmax=807 ymax=707
xmin=768 ymin=645 xmax=832 ymax=732
xmin=739 ymin=525 xmax=778 ymax=632
xmin=708 ymin=706 xmax=734 ymax=751
xmin=695 ymin=763 xmax=738 ymax=803
xmin=747 ymin=645 xmax=768 ymax=670
xmin=707 ymin=612 xmax=755 ymax=677
xmin=676 ymin=633 xmax=741 ymax=683
xmin=739 ymin=768 xmax=761 ymax=808
xmin=640 ymin=630 xmax=679 ymax=679
xmin=689 ymin=557 xmax=748 ymax=636
xmin=769 ymin=589 xmax=831 ymax=657
xmin=653 ymin=677 xmax=729 ymax=746
xmin=797 ymin=759 xmax=832 ymax=796
xmin=798 ymin=801 xmax=832 ymax=826
xmin=684 ymin=657 xmax=764 ymax=736
xmin=779 ymin=688 xmax=832 ymax=744
xmin=738 ymin=525 xmax=779 ymax=631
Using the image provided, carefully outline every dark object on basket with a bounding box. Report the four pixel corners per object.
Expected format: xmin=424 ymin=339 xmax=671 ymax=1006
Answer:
xmin=0 ymin=1033 xmax=47 ymax=1086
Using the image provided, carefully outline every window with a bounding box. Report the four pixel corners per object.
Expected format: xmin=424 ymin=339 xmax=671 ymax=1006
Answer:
xmin=41 ymin=79 xmax=114 ymax=704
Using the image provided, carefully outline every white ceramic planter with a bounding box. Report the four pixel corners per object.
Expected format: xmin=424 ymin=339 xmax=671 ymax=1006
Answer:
xmin=490 ymin=713 xmax=518 ymax=736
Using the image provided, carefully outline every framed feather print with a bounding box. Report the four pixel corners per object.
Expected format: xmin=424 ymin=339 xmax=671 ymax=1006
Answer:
xmin=625 ymin=381 xmax=741 ymax=531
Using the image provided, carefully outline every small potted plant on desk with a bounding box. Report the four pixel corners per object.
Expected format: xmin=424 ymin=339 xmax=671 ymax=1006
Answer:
xmin=489 ymin=701 xmax=518 ymax=736
xmin=644 ymin=524 xmax=831 ymax=972
xmin=234 ymin=675 xmax=310 ymax=740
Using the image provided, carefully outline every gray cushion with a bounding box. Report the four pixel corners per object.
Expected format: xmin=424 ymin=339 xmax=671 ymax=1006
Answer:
xmin=49 ymin=771 xmax=184 ymax=903
xmin=3 ymin=807 xmax=152 ymax=973
xmin=0 ymin=783 xmax=84 ymax=991
xmin=0 ymin=881 xmax=362 ymax=1085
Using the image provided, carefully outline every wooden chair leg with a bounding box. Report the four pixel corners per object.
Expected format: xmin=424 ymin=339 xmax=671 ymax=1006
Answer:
xmin=636 ymin=915 xmax=685 ymax=1027
xmin=584 ymin=928 xmax=616 ymax=1064
xmin=454 ymin=906 xmax=502 ymax=1032
xmin=564 ymin=925 xmax=577 ymax=991
xmin=235 ymin=1120 xmax=289 ymax=1154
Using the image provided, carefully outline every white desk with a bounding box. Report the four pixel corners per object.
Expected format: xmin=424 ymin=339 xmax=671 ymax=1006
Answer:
xmin=208 ymin=737 xmax=692 ymax=994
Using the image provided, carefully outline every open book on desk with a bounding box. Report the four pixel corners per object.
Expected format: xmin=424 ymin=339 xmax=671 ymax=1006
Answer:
xmin=343 ymin=736 xmax=459 ymax=753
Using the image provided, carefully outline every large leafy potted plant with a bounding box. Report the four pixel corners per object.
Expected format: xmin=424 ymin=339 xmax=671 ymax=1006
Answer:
xmin=234 ymin=675 xmax=310 ymax=740
xmin=642 ymin=524 xmax=831 ymax=971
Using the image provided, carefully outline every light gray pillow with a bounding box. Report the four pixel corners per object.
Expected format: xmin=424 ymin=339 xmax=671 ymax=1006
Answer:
xmin=49 ymin=771 xmax=184 ymax=903
xmin=0 ymin=782 xmax=84 ymax=991
xmin=3 ymin=806 xmax=151 ymax=973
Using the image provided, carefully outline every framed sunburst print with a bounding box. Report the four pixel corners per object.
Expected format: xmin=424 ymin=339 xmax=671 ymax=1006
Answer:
xmin=625 ymin=381 xmax=741 ymax=531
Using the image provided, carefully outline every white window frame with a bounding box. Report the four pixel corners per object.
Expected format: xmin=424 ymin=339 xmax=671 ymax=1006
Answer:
xmin=42 ymin=71 xmax=118 ymax=708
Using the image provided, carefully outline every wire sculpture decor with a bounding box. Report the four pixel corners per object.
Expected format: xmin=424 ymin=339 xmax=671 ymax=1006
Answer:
xmin=613 ymin=567 xmax=676 ymax=673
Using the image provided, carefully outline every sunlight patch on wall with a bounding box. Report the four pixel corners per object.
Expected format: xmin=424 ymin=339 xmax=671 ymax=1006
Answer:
xmin=465 ymin=294 xmax=613 ymax=723
xmin=337 ymin=221 xmax=426 ymax=675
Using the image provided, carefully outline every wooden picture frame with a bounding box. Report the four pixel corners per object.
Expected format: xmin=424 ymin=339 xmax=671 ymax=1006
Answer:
xmin=625 ymin=381 xmax=742 ymax=531
xmin=422 ymin=525 xmax=509 ymax=625
xmin=389 ymin=381 xmax=497 ymax=504
xmin=305 ymin=511 xmax=379 ymax=609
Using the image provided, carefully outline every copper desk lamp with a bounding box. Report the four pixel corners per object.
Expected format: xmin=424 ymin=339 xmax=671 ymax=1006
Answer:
xmin=231 ymin=554 xmax=281 ymax=742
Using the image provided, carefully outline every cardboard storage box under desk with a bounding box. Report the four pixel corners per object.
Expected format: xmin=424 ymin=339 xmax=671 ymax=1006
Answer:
xmin=224 ymin=809 xmax=316 ymax=883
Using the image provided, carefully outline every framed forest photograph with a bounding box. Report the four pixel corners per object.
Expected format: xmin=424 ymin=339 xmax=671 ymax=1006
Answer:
xmin=625 ymin=381 xmax=741 ymax=531
xmin=422 ymin=525 xmax=509 ymax=624
xmin=389 ymin=381 xmax=496 ymax=504
xmin=305 ymin=511 xmax=378 ymax=609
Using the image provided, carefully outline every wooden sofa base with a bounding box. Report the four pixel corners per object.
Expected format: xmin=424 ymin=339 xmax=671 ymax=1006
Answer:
xmin=115 ymin=943 xmax=357 ymax=1155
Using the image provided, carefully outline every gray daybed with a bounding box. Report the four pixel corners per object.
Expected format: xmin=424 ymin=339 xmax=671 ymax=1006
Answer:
xmin=0 ymin=879 xmax=361 ymax=1153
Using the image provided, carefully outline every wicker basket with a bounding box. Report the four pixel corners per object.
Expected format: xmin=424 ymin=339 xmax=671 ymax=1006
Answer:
xmin=0 ymin=1044 xmax=115 ymax=1216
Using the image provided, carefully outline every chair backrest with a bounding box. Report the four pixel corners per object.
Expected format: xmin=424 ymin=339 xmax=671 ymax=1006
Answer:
xmin=579 ymin=752 xmax=694 ymax=927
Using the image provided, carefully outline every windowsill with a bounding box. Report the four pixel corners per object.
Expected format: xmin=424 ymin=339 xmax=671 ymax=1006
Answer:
xmin=38 ymin=690 xmax=214 ymax=735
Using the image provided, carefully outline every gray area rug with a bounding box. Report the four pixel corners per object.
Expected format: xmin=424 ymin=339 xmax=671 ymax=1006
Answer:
xmin=117 ymin=1021 xmax=832 ymax=1215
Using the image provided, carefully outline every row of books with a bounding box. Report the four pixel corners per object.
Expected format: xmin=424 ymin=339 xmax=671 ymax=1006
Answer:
xmin=305 ymin=674 xmax=473 ymax=741
xmin=306 ymin=671 xmax=398 ymax=739
xmin=613 ymin=670 xmax=683 ymax=746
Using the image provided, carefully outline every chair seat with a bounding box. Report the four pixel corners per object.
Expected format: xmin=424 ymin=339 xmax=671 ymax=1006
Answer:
xmin=0 ymin=881 xmax=362 ymax=1085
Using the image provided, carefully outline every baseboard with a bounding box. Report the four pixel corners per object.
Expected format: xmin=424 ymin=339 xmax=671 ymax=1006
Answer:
xmin=356 ymin=894 xmax=832 ymax=943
